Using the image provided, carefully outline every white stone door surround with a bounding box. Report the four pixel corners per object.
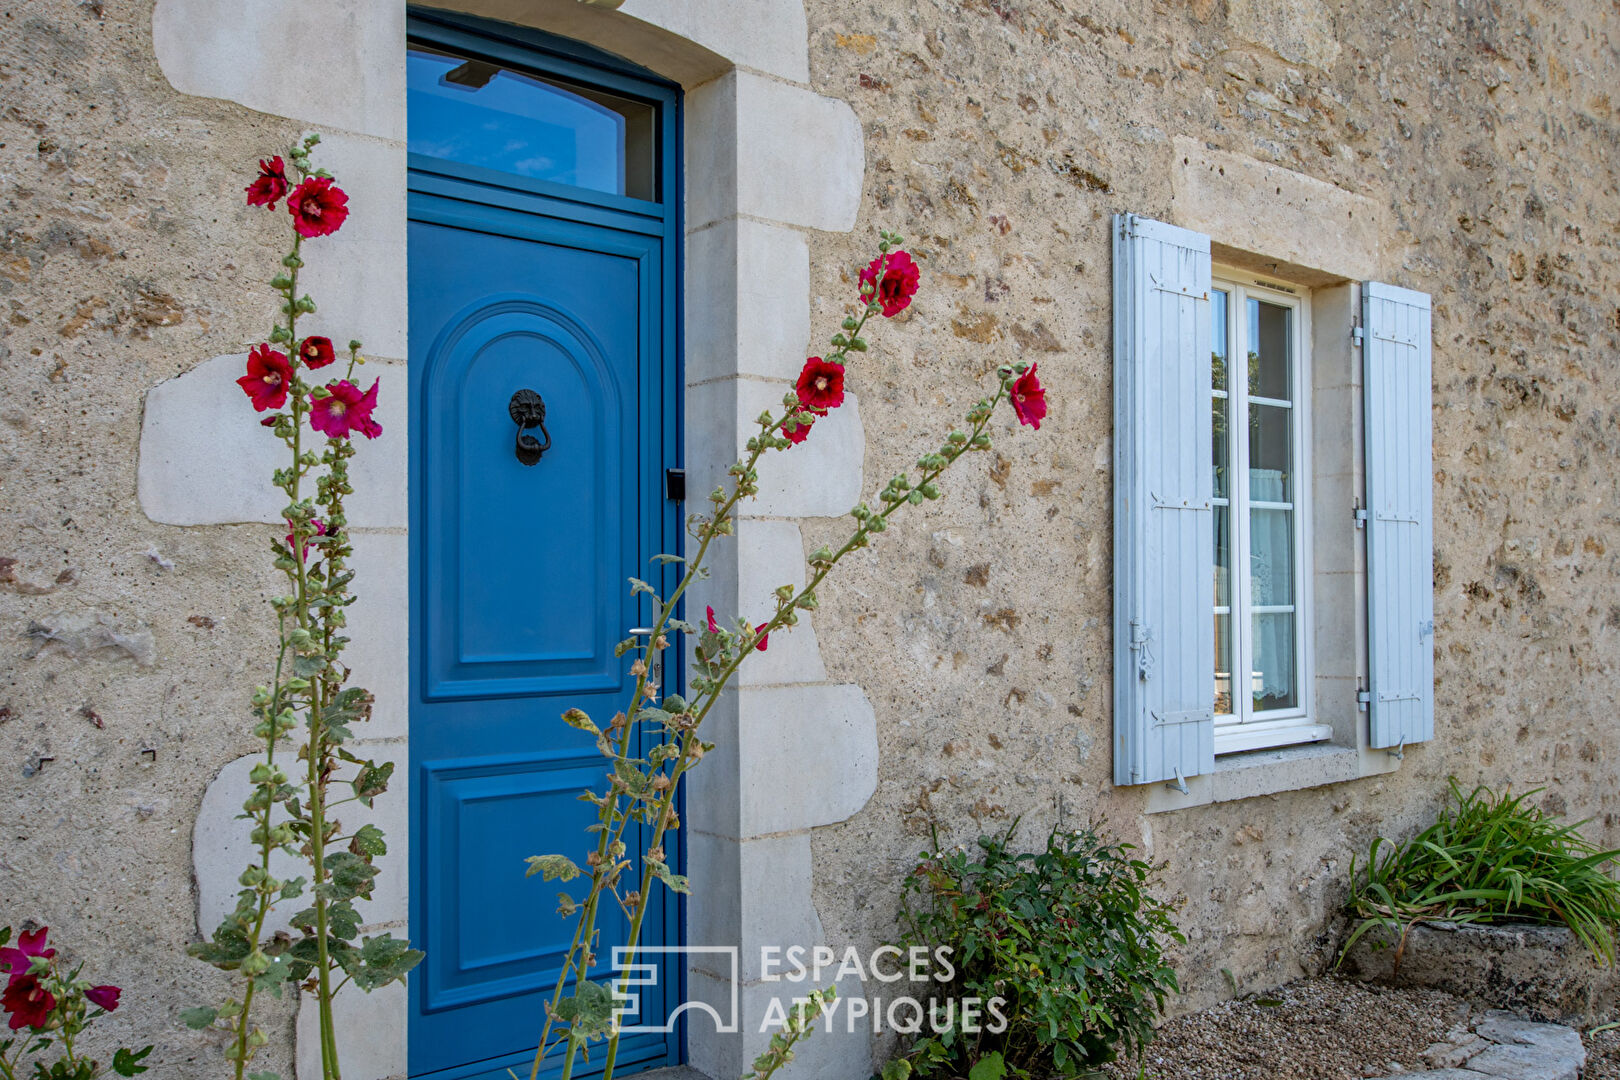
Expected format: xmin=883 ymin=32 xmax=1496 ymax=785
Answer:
xmin=144 ymin=1 xmax=875 ymax=1077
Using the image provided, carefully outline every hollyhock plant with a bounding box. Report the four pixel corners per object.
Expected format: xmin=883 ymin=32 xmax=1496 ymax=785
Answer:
xmin=299 ymin=335 xmax=336 ymax=369
xmin=1011 ymin=362 xmax=1047 ymax=430
xmin=795 ymin=356 xmax=845 ymax=414
xmin=527 ymin=229 xmax=1048 ymax=1080
xmin=309 ymin=378 xmax=382 ymax=440
xmin=187 ymin=135 xmax=420 ymax=1080
xmin=859 ymin=248 xmax=921 ymax=317
xmin=0 ymin=925 xmax=150 ymax=1078
xmin=244 ymin=156 xmax=288 ymax=209
xmin=287 ymin=175 xmax=350 ymax=238
xmin=236 ymin=344 xmax=291 ymax=412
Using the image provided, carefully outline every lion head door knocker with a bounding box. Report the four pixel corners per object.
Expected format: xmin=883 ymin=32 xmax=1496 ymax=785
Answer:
xmin=508 ymin=388 xmax=551 ymax=466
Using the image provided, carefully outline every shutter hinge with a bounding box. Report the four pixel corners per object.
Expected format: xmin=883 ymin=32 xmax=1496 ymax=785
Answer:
xmin=1354 ymin=507 xmax=1368 ymax=529
xmin=1357 ymin=689 xmax=1372 ymax=712
xmin=1351 ymin=326 xmax=1365 ymax=346
xmin=665 ymin=468 xmax=686 ymax=501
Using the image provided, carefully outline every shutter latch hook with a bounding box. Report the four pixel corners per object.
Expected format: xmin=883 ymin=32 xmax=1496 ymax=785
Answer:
xmin=1387 ymin=735 xmax=1406 ymax=761
xmin=1165 ymin=767 xmax=1190 ymax=795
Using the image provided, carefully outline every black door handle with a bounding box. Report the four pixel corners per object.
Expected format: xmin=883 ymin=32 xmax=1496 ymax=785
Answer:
xmin=509 ymin=389 xmax=551 ymax=466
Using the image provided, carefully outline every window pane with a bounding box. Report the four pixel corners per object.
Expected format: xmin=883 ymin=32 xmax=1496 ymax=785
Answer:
xmin=1252 ymin=612 xmax=1297 ymax=711
xmin=1248 ymin=403 xmax=1292 ymax=502
xmin=1213 ymin=394 xmax=1229 ymax=500
xmin=1247 ymin=297 xmax=1291 ymax=399
xmin=1215 ymin=612 xmax=1233 ymax=717
xmin=1249 ymin=508 xmax=1293 ymax=606
xmin=1212 ymin=289 xmax=1229 ymax=391
xmin=407 ymin=47 xmax=657 ymax=200
xmin=1214 ymin=504 xmax=1231 ymax=607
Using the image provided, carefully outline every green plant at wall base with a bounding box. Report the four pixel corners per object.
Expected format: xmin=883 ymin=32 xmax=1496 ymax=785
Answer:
xmin=182 ymin=137 xmax=422 ymax=1080
xmin=0 ymin=926 xmax=153 ymax=1080
xmin=524 ymin=233 xmax=1049 ymax=1080
xmin=1341 ymin=779 xmax=1620 ymax=969
xmin=892 ymin=824 xmax=1183 ymax=1079
xmin=744 ymin=987 xmax=836 ymax=1080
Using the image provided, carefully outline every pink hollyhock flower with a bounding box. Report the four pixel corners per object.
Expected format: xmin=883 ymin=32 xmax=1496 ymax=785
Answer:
xmin=245 ymin=156 xmax=289 ymax=209
xmin=309 ymin=379 xmax=381 ymax=440
xmin=85 ymin=985 xmax=121 ymax=1012
xmin=754 ymin=624 xmax=770 ymax=652
xmin=0 ymin=928 xmax=53 ymax=977
xmin=705 ymin=606 xmax=720 ymax=634
xmin=795 ymin=357 xmax=846 ymax=415
xmin=287 ymin=176 xmax=350 ymax=239
xmin=1010 ymin=363 xmax=1047 ymax=430
xmin=298 ymin=336 xmax=336 ymax=370
xmin=285 ymin=519 xmax=327 ymax=562
xmin=2 ymin=974 xmax=53 ymax=1030
xmin=858 ymin=250 xmax=921 ymax=318
xmin=237 ymin=345 xmax=292 ymax=412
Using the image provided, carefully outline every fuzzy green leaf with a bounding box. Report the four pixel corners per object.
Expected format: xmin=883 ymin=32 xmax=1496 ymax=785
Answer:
xmin=179 ymin=1006 xmax=218 ymax=1030
xmin=525 ymin=854 xmax=582 ymax=882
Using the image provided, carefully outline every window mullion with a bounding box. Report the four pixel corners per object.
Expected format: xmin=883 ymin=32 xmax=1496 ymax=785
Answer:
xmin=1231 ymin=286 xmax=1254 ymax=725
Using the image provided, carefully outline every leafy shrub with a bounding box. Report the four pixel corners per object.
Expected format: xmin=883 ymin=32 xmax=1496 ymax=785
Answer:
xmin=1343 ymin=779 xmax=1620 ymax=966
xmin=892 ymin=823 xmax=1183 ymax=1078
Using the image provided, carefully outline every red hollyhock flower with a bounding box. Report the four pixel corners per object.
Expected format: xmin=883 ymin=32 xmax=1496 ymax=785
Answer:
xmin=858 ymin=250 xmax=921 ymax=318
xmin=237 ymin=345 xmax=292 ymax=412
xmin=784 ymin=415 xmax=813 ymax=445
xmin=309 ymin=379 xmax=381 ymax=440
xmin=245 ymin=156 xmax=289 ymax=209
xmin=287 ymin=176 xmax=350 ymax=239
xmin=298 ymin=336 xmax=336 ymax=370
xmin=286 ymin=519 xmax=327 ymax=562
xmin=2 ymin=974 xmax=54 ymax=1030
xmin=794 ymin=357 xmax=845 ymax=415
xmin=85 ymin=985 xmax=121 ymax=1012
xmin=1011 ymin=363 xmax=1047 ymax=430
xmin=0 ymin=928 xmax=53 ymax=977
xmin=705 ymin=606 xmax=720 ymax=634
xmin=754 ymin=624 xmax=770 ymax=652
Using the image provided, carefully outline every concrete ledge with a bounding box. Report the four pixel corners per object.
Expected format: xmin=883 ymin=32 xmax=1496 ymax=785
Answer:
xmin=1146 ymin=742 xmax=1361 ymax=813
xmin=1344 ymin=921 xmax=1620 ymax=1026
xmin=1169 ymin=136 xmax=1384 ymax=284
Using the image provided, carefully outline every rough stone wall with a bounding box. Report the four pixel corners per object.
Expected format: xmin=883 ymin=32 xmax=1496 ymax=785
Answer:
xmin=0 ymin=2 xmax=301 ymax=1071
xmin=799 ymin=0 xmax=1620 ymax=1014
xmin=0 ymin=0 xmax=1617 ymax=1074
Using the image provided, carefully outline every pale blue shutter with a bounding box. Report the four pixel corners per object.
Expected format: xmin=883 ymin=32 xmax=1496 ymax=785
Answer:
xmin=1113 ymin=214 xmax=1215 ymax=787
xmin=1362 ymin=282 xmax=1435 ymax=749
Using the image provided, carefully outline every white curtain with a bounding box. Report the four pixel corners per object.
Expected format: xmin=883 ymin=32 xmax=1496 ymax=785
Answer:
xmin=1248 ymin=469 xmax=1294 ymax=702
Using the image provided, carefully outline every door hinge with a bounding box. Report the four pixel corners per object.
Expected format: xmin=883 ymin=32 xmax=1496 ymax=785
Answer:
xmin=665 ymin=468 xmax=685 ymax=501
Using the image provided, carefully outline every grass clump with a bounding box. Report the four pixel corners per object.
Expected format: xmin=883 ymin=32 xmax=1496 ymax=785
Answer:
xmin=1343 ymin=779 xmax=1620 ymax=967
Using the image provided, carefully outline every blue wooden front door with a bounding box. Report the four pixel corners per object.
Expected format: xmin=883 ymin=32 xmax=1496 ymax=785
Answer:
xmin=406 ymin=15 xmax=682 ymax=1079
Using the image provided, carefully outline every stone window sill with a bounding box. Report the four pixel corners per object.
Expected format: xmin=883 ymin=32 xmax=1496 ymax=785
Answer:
xmin=1145 ymin=740 xmax=1402 ymax=814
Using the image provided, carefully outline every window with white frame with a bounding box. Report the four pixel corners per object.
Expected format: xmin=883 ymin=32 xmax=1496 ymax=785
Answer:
xmin=1210 ymin=274 xmax=1330 ymax=754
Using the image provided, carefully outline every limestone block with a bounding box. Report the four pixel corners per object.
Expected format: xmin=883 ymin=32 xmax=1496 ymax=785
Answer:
xmin=296 ymin=979 xmax=407 ymax=1080
xmin=152 ymin=0 xmax=406 ymax=141
xmin=736 ymin=519 xmax=827 ymax=687
xmin=686 ymin=219 xmax=812 ymax=386
xmin=193 ymin=747 xmax=409 ymax=939
xmin=685 ymin=75 xmax=740 ymax=232
xmin=345 ymin=531 xmax=409 ymax=741
xmin=1464 ymin=1042 xmax=1579 ymax=1080
xmin=686 ymin=831 xmax=822 ymax=982
xmin=619 ymin=0 xmax=810 ymax=84
xmin=736 ymin=72 xmax=864 ymax=232
xmin=138 ymin=355 xmax=406 ymax=528
xmin=1171 ymin=136 xmax=1382 ymax=283
xmin=737 ymin=684 xmax=877 ymax=836
xmin=738 ymin=380 xmax=864 ymax=519
xmin=685 ymin=964 xmax=870 ymax=1080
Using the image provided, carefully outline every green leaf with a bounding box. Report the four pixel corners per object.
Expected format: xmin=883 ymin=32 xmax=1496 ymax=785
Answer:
xmin=179 ymin=1006 xmax=218 ymax=1030
xmin=113 ymin=1046 xmax=155 ymax=1077
xmin=627 ymin=577 xmax=655 ymax=596
xmin=246 ymin=1072 xmax=282 ymax=1080
xmin=351 ymin=760 xmax=394 ymax=807
xmin=291 ymin=654 xmax=328 ymax=678
xmin=650 ymin=554 xmax=686 ymax=565
xmin=562 ymin=708 xmax=599 ymax=735
xmin=646 ymin=859 xmax=690 ymax=895
xmin=0 ymin=927 xmax=11 ymax=948
xmin=880 ymin=1061 xmax=914 ymax=1080
xmin=352 ymin=933 xmax=424 ymax=991
xmin=557 ymin=892 xmax=578 ymax=917
xmin=552 ymin=979 xmax=616 ymax=1040
xmin=525 ymin=854 xmax=582 ymax=882
xmin=968 ymin=1052 xmax=1007 ymax=1080
xmin=349 ymin=824 xmax=387 ymax=859
xmin=318 ymin=853 xmax=379 ymax=903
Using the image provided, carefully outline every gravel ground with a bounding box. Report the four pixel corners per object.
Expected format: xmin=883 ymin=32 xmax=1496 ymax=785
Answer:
xmin=1586 ymin=1027 xmax=1620 ymax=1080
xmin=1101 ymin=976 xmax=1486 ymax=1080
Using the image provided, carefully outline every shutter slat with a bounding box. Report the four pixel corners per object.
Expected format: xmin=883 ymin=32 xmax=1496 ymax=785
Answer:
xmin=1362 ymin=282 xmax=1434 ymax=748
xmin=1114 ymin=214 xmax=1215 ymax=786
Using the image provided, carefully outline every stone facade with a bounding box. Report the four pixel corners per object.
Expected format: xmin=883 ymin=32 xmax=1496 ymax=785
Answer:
xmin=0 ymin=0 xmax=1616 ymax=1078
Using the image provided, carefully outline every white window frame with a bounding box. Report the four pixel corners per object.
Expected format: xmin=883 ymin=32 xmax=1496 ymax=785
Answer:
xmin=1211 ymin=269 xmax=1329 ymax=755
